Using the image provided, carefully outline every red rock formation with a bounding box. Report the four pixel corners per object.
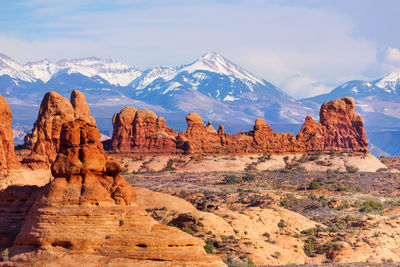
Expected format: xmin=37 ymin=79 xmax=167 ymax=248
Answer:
xmin=24 ymin=90 xmax=98 ymax=167
xmin=109 ymin=96 xmax=368 ymax=154
xmin=320 ymin=97 xmax=368 ymax=152
xmin=48 ymin=119 xmax=133 ymax=205
xmin=176 ymin=113 xmax=225 ymax=153
xmin=8 ymin=119 xmax=224 ymax=266
xmin=23 ymin=92 xmax=75 ymax=166
xmin=111 ymin=107 xmax=178 ymax=153
xmin=0 ymin=95 xmax=19 ymax=171
xmin=111 ymin=106 xmax=137 ymax=151
xmin=70 ymin=90 xmax=96 ymax=125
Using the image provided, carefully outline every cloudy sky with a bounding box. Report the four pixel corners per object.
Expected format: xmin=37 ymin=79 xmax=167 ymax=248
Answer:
xmin=1 ymin=0 xmax=400 ymax=98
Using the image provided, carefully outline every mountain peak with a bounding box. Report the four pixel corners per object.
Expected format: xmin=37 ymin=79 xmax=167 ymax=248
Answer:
xmin=199 ymin=51 xmax=223 ymax=61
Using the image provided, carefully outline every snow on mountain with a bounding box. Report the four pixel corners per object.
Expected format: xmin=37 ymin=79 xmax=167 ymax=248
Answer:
xmin=56 ymin=57 xmax=142 ymax=86
xmin=0 ymin=55 xmax=142 ymax=86
xmin=179 ymin=52 xmax=264 ymax=87
xmin=0 ymin=53 xmax=35 ymax=82
xmin=373 ymin=72 xmax=400 ymax=94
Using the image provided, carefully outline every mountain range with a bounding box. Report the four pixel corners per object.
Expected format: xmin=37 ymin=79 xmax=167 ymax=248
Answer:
xmin=1 ymin=52 xmax=399 ymax=156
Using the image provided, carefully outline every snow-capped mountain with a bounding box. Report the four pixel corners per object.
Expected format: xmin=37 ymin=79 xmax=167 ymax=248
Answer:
xmin=0 ymin=54 xmax=142 ymax=86
xmin=303 ymin=72 xmax=400 ymax=104
xmin=0 ymin=52 xmax=316 ymax=145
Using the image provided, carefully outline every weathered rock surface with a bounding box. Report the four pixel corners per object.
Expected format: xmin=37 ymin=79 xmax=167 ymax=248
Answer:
xmin=110 ymin=97 xmax=368 ymax=154
xmin=70 ymin=90 xmax=96 ymax=125
xmin=6 ymin=119 xmax=225 ymax=266
xmin=0 ymin=95 xmax=19 ymax=171
xmin=111 ymin=107 xmax=178 ymax=153
xmin=23 ymin=90 xmax=98 ymax=167
xmin=23 ymin=92 xmax=75 ymax=166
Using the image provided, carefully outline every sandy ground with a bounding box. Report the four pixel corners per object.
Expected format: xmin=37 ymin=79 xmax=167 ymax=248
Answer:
xmin=0 ymin=168 xmax=51 ymax=189
xmin=114 ymin=152 xmax=388 ymax=173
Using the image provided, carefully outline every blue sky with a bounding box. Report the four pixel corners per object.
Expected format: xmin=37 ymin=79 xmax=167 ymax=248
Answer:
xmin=1 ymin=0 xmax=400 ymax=98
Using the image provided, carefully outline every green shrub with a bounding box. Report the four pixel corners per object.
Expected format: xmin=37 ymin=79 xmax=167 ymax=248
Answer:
xmin=204 ymin=243 xmax=215 ymax=254
xmin=335 ymin=183 xmax=349 ymax=192
xmin=308 ymin=181 xmax=321 ymax=190
xmin=242 ymin=172 xmax=256 ymax=182
xmin=222 ymin=174 xmax=241 ymax=184
xmin=303 ymin=237 xmax=315 ymax=257
xmin=278 ymin=219 xmax=286 ymax=228
xmin=345 ymin=165 xmax=359 ymax=173
xmin=359 ymin=200 xmax=384 ymax=213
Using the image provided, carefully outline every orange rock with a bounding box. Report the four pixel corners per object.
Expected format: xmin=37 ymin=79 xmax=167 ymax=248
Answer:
xmin=23 ymin=92 xmax=75 ymax=167
xmin=109 ymin=97 xmax=368 ymax=154
xmin=70 ymin=90 xmax=96 ymax=125
xmin=0 ymin=95 xmax=19 ymax=171
xmin=8 ymin=117 xmax=225 ymax=266
xmin=24 ymin=90 xmax=100 ymax=167
xmin=111 ymin=107 xmax=178 ymax=153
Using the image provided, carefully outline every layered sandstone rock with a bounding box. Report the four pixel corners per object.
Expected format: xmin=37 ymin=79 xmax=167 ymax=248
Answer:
xmin=9 ymin=119 xmax=224 ymax=266
xmin=111 ymin=107 xmax=178 ymax=153
xmin=110 ymin=97 xmax=368 ymax=154
xmin=0 ymin=95 xmax=19 ymax=171
xmin=23 ymin=92 xmax=75 ymax=166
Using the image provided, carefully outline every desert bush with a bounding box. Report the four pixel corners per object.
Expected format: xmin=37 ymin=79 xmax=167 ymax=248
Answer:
xmin=222 ymin=174 xmax=242 ymax=184
xmin=162 ymin=159 xmax=176 ymax=171
xmin=277 ymin=219 xmax=286 ymax=228
xmin=242 ymin=172 xmax=256 ymax=182
xmin=308 ymin=181 xmax=321 ymax=190
xmin=345 ymin=165 xmax=359 ymax=173
xmin=204 ymin=243 xmax=215 ymax=254
xmin=335 ymin=183 xmax=349 ymax=192
xmin=358 ymin=200 xmax=384 ymax=213
xmin=303 ymin=237 xmax=316 ymax=257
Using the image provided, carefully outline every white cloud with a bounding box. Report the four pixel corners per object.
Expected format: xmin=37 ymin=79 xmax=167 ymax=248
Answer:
xmin=386 ymin=47 xmax=400 ymax=62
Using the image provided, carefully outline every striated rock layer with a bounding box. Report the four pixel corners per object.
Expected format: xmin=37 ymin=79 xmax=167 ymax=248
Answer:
xmin=110 ymin=97 xmax=368 ymax=154
xmin=23 ymin=90 xmax=97 ymax=167
xmin=7 ymin=119 xmax=224 ymax=266
xmin=0 ymin=95 xmax=19 ymax=172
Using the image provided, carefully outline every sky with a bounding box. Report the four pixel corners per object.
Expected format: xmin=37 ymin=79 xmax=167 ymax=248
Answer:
xmin=1 ymin=0 xmax=400 ymax=99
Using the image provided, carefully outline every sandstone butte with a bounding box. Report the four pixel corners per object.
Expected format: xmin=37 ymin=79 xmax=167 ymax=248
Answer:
xmin=110 ymin=96 xmax=368 ymax=154
xmin=0 ymin=119 xmax=225 ymax=266
xmin=23 ymin=90 xmax=96 ymax=167
xmin=0 ymin=95 xmax=19 ymax=172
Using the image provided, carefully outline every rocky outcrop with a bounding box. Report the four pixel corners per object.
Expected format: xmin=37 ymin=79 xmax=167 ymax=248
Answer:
xmin=70 ymin=90 xmax=96 ymax=125
xmin=24 ymin=90 xmax=97 ymax=167
xmin=7 ymin=119 xmax=224 ymax=266
xmin=23 ymin=92 xmax=75 ymax=166
xmin=111 ymin=107 xmax=178 ymax=153
xmin=176 ymin=113 xmax=224 ymax=153
xmin=0 ymin=95 xmax=19 ymax=172
xmin=110 ymin=97 xmax=368 ymax=154
xmin=320 ymin=97 xmax=368 ymax=152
